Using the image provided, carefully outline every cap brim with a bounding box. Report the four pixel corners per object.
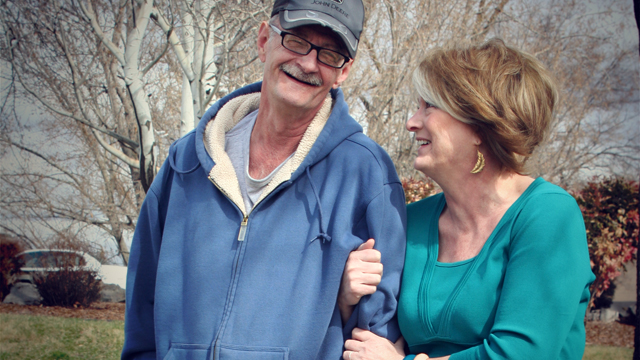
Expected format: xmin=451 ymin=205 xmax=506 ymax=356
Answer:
xmin=279 ymin=10 xmax=357 ymax=58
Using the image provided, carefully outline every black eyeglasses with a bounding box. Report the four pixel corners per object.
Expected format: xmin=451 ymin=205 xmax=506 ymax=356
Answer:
xmin=270 ymin=24 xmax=350 ymax=69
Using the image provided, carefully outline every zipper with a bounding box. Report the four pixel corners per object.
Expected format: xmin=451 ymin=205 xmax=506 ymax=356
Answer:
xmin=208 ymin=175 xmax=249 ymax=359
xmin=238 ymin=216 xmax=248 ymax=241
xmin=207 ymin=174 xmax=290 ymax=359
xmin=212 ymin=236 xmax=245 ymax=359
xmin=209 ymin=176 xmax=250 ymax=242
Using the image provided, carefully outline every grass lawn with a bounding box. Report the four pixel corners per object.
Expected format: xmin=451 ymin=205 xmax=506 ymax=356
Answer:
xmin=0 ymin=313 xmax=124 ymax=360
xmin=583 ymin=345 xmax=633 ymax=359
xmin=0 ymin=313 xmax=634 ymax=360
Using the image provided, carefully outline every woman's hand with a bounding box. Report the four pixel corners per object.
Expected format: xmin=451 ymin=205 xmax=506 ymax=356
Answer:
xmin=338 ymin=239 xmax=383 ymax=322
xmin=343 ymin=328 xmax=406 ymax=360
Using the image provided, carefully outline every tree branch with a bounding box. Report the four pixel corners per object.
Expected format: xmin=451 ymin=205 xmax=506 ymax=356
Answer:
xmin=150 ymin=6 xmax=196 ymax=81
xmin=90 ymin=129 xmax=140 ymax=168
xmin=79 ymin=0 xmax=126 ymax=65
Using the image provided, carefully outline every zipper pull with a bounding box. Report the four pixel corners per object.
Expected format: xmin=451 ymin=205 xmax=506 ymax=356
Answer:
xmin=238 ymin=216 xmax=248 ymax=241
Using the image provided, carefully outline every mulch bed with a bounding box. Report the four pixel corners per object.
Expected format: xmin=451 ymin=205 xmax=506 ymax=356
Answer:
xmin=0 ymin=303 xmax=635 ymax=348
xmin=585 ymin=321 xmax=635 ymax=348
xmin=0 ymin=302 xmax=125 ymax=321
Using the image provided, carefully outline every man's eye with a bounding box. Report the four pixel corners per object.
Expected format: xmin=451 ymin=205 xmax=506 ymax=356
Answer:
xmin=319 ymin=51 xmax=340 ymax=63
xmin=285 ymin=37 xmax=307 ymax=48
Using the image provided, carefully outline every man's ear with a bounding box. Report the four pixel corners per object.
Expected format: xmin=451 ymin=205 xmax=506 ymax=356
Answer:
xmin=257 ymin=21 xmax=270 ymax=63
xmin=332 ymin=59 xmax=353 ymax=89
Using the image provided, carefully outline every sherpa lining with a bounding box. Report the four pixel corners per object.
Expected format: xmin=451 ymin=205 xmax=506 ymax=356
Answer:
xmin=204 ymin=92 xmax=332 ymax=216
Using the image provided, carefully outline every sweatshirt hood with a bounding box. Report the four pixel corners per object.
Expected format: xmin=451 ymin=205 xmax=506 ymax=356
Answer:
xmin=194 ymin=81 xmax=363 ymax=182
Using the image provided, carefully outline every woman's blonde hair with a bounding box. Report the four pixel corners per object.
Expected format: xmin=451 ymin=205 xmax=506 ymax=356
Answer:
xmin=412 ymin=38 xmax=558 ymax=174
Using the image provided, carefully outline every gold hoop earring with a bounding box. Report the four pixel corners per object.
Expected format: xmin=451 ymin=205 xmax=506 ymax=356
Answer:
xmin=471 ymin=150 xmax=485 ymax=174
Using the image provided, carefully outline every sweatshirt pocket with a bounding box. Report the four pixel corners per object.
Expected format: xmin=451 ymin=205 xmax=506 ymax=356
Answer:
xmin=219 ymin=343 xmax=289 ymax=360
xmin=163 ymin=343 xmax=211 ymax=360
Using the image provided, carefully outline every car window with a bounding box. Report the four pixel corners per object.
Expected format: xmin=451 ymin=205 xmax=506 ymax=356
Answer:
xmin=50 ymin=252 xmax=85 ymax=267
xmin=19 ymin=252 xmax=43 ymax=267
xmin=18 ymin=251 xmax=87 ymax=268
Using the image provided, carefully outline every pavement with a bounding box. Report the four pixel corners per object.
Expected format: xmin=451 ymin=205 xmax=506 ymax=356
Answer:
xmin=611 ymin=260 xmax=637 ymax=316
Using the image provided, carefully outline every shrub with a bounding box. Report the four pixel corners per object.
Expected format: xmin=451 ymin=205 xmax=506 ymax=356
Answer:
xmin=0 ymin=235 xmax=24 ymax=301
xmin=32 ymin=252 xmax=101 ymax=307
xmin=402 ymin=177 xmax=439 ymax=204
xmin=572 ymin=177 xmax=639 ymax=310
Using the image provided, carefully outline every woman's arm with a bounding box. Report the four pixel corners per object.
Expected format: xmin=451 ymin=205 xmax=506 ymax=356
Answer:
xmin=338 ymin=239 xmax=384 ymax=323
xmin=344 ymin=328 xmax=406 ymax=360
xmin=343 ymin=328 xmax=453 ymax=360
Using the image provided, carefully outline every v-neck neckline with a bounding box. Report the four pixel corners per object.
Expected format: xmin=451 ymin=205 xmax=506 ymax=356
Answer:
xmin=420 ymin=177 xmax=544 ymax=337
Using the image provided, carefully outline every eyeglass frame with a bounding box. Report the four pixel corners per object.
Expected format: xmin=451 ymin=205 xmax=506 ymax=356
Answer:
xmin=269 ymin=24 xmax=351 ymax=69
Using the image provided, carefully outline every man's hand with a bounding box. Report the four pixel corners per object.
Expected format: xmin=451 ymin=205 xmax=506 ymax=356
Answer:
xmin=338 ymin=239 xmax=383 ymax=322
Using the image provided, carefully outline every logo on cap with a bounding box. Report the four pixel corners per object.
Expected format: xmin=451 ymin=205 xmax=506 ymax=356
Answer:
xmin=331 ymin=0 xmax=344 ymax=3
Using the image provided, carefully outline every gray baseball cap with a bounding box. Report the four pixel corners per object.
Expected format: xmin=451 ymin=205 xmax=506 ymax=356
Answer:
xmin=271 ymin=0 xmax=365 ymax=58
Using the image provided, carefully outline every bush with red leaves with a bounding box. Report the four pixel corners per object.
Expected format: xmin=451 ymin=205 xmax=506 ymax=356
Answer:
xmin=572 ymin=177 xmax=639 ymax=310
xmin=0 ymin=235 xmax=24 ymax=301
xmin=402 ymin=177 xmax=439 ymax=204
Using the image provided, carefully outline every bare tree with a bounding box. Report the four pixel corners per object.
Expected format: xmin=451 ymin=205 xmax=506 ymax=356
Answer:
xmin=0 ymin=0 xmax=269 ymax=263
xmin=497 ymin=0 xmax=640 ymax=187
xmin=343 ymin=0 xmax=512 ymax=179
xmin=344 ymin=0 xmax=639 ymax=185
xmin=0 ymin=0 xmax=637 ymax=263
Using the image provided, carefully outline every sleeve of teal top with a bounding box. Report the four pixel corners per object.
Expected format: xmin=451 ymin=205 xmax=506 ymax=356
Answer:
xmin=450 ymin=192 xmax=593 ymax=360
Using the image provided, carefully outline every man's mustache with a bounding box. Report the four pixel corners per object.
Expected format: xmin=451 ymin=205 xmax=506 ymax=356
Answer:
xmin=280 ymin=63 xmax=323 ymax=86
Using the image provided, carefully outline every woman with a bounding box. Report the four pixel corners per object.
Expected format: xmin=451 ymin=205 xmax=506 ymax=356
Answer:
xmin=340 ymin=39 xmax=595 ymax=359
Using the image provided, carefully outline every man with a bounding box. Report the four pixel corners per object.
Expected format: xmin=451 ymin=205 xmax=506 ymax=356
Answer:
xmin=122 ymin=1 xmax=406 ymax=359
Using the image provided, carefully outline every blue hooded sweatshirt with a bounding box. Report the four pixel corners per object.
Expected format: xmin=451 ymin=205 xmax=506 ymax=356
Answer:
xmin=122 ymin=82 xmax=407 ymax=360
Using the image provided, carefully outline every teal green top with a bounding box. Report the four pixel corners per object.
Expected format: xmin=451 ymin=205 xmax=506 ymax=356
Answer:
xmin=399 ymin=178 xmax=595 ymax=360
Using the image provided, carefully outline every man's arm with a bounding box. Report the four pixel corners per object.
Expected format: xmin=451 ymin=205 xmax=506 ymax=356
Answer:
xmin=343 ymin=181 xmax=407 ymax=341
xmin=121 ymin=187 xmax=163 ymax=360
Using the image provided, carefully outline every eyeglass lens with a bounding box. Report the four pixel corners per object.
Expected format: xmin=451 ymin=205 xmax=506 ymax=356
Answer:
xmin=282 ymin=34 xmax=346 ymax=68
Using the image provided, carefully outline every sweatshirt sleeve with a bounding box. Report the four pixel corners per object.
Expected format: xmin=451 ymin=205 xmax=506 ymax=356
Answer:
xmin=121 ymin=170 xmax=168 ymax=359
xmin=450 ymin=192 xmax=594 ymax=360
xmin=344 ymin=181 xmax=407 ymax=341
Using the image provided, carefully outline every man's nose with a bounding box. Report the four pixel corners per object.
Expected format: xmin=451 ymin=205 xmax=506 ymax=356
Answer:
xmin=297 ymin=49 xmax=320 ymax=72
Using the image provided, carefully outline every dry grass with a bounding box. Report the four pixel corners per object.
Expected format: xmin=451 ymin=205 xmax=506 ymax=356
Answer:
xmin=583 ymin=345 xmax=634 ymax=359
xmin=0 ymin=309 xmax=635 ymax=360
xmin=0 ymin=313 xmax=124 ymax=360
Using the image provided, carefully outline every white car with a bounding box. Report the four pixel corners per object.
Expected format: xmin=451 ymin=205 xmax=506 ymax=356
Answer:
xmin=15 ymin=249 xmax=127 ymax=289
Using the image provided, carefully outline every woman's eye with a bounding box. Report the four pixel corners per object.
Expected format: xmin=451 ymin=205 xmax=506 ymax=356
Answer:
xmin=417 ymin=101 xmax=434 ymax=110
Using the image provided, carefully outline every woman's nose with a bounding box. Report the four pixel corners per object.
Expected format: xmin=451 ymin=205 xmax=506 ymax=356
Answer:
xmin=406 ymin=113 xmax=421 ymax=132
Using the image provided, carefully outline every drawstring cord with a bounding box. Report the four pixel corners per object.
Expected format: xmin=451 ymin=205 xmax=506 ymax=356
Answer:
xmin=306 ymin=167 xmax=332 ymax=244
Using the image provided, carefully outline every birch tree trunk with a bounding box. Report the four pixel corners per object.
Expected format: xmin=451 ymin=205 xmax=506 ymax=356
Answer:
xmin=123 ymin=0 xmax=156 ymax=192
